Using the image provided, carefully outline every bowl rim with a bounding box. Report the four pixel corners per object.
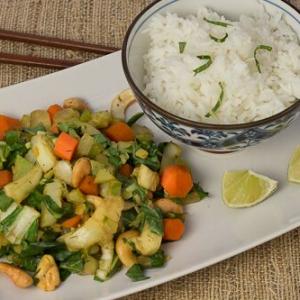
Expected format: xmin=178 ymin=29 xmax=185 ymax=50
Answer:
xmin=122 ymin=0 xmax=300 ymax=130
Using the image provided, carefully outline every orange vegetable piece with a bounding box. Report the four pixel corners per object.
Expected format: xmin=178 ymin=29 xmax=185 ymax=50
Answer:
xmin=105 ymin=122 xmax=135 ymax=142
xmin=50 ymin=123 xmax=59 ymax=134
xmin=0 ymin=115 xmax=21 ymax=140
xmin=161 ymin=165 xmax=193 ymax=198
xmin=163 ymin=218 xmax=185 ymax=241
xmin=119 ymin=163 xmax=133 ymax=177
xmin=47 ymin=104 xmax=62 ymax=122
xmin=62 ymin=215 xmax=81 ymax=228
xmin=54 ymin=132 xmax=78 ymax=161
xmin=79 ymin=175 xmax=98 ymax=195
xmin=0 ymin=170 xmax=12 ymax=188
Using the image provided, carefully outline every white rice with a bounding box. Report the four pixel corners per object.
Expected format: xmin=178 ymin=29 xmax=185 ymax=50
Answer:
xmin=143 ymin=5 xmax=300 ymax=124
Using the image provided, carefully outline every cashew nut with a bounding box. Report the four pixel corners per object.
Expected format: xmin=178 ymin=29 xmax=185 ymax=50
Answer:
xmin=86 ymin=195 xmax=104 ymax=208
xmin=116 ymin=230 xmax=139 ymax=267
xmin=72 ymin=157 xmax=91 ymax=187
xmin=155 ymin=198 xmax=183 ymax=214
xmin=0 ymin=262 xmax=33 ymax=288
xmin=63 ymin=97 xmax=88 ymax=111
xmin=111 ymin=89 xmax=136 ymax=120
xmin=35 ymin=255 xmax=60 ymax=291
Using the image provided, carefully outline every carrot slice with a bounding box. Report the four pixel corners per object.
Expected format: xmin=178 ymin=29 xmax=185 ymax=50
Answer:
xmin=0 ymin=170 xmax=12 ymax=188
xmin=161 ymin=165 xmax=193 ymax=198
xmin=0 ymin=115 xmax=21 ymax=140
xmin=50 ymin=123 xmax=59 ymax=134
xmin=79 ymin=175 xmax=98 ymax=195
xmin=163 ymin=218 xmax=185 ymax=241
xmin=47 ymin=104 xmax=62 ymax=122
xmin=54 ymin=132 xmax=79 ymax=161
xmin=105 ymin=121 xmax=135 ymax=142
xmin=62 ymin=215 xmax=81 ymax=228
xmin=119 ymin=163 xmax=133 ymax=177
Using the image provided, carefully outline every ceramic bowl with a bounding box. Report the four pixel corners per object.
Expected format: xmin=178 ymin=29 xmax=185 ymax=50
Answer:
xmin=122 ymin=0 xmax=300 ymax=153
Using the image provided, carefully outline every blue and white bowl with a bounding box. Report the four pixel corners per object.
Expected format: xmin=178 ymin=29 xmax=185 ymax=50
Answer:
xmin=122 ymin=0 xmax=300 ymax=153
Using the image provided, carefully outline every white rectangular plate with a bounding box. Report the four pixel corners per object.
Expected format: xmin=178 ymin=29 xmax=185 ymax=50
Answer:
xmin=0 ymin=51 xmax=299 ymax=300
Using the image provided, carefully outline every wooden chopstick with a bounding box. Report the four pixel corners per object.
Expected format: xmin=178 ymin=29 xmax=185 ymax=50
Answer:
xmin=0 ymin=29 xmax=119 ymax=54
xmin=0 ymin=52 xmax=83 ymax=69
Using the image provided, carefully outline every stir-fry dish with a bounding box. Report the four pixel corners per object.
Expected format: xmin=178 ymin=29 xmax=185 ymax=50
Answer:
xmin=0 ymin=90 xmax=207 ymax=291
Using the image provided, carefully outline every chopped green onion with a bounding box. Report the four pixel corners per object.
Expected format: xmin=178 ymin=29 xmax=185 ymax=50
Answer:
xmin=205 ymin=82 xmax=225 ymax=118
xmin=127 ymin=112 xmax=144 ymax=127
xmin=254 ymin=44 xmax=272 ymax=73
xmin=203 ymin=17 xmax=232 ymax=27
xmin=209 ymin=33 xmax=228 ymax=43
xmin=193 ymin=55 xmax=213 ymax=75
xmin=179 ymin=42 xmax=187 ymax=54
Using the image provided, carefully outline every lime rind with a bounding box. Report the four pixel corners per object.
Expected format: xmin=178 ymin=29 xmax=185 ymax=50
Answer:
xmin=222 ymin=170 xmax=278 ymax=208
xmin=288 ymin=146 xmax=300 ymax=183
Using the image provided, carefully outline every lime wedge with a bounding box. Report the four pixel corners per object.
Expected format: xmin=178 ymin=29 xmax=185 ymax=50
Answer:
xmin=288 ymin=146 xmax=300 ymax=183
xmin=222 ymin=170 xmax=278 ymax=208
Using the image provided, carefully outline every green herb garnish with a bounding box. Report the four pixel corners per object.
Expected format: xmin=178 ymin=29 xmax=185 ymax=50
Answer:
xmin=126 ymin=264 xmax=149 ymax=282
xmin=179 ymin=41 xmax=187 ymax=54
xmin=127 ymin=112 xmax=144 ymax=126
xmin=25 ymin=219 xmax=39 ymax=242
xmin=204 ymin=17 xmax=232 ymax=27
xmin=0 ymin=191 xmax=13 ymax=212
xmin=193 ymin=55 xmax=212 ymax=75
xmin=205 ymin=82 xmax=225 ymax=118
xmin=59 ymin=252 xmax=84 ymax=273
xmin=141 ymin=204 xmax=163 ymax=236
xmin=254 ymin=44 xmax=272 ymax=73
xmin=138 ymin=249 xmax=166 ymax=268
xmin=193 ymin=182 xmax=209 ymax=200
xmin=209 ymin=33 xmax=228 ymax=43
xmin=43 ymin=195 xmax=64 ymax=219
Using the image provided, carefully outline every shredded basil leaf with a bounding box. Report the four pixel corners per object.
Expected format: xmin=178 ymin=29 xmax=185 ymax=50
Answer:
xmin=23 ymin=125 xmax=46 ymax=135
xmin=132 ymin=140 xmax=161 ymax=171
xmin=0 ymin=245 xmax=11 ymax=258
xmin=12 ymin=255 xmax=40 ymax=272
xmin=203 ymin=17 xmax=232 ymax=27
xmin=193 ymin=183 xmax=209 ymax=200
xmin=108 ymin=255 xmax=122 ymax=278
xmin=0 ymin=191 xmax=13 ymax=212
xmin=205 ymin=82 xmax=225 ymax=118
xmin=193 ymin=55 xmax=213 ymax=75
xmin=126 ymin=264 xmax=149 ymax=282
xmin=121 ymin=208 xmax=138 ymax=229
xmin=25 ymin=219 xmax=39 ymax=242
xmin=60 ymin=252 xmax=84 ymax=273
xmin=0 ymin=142 xmax=11 ymax=169
xmin=25 ymin=190 xmax=44 ymax=210
xmin=60 ymin=269 xmax=72 ymax=281
xmin=141 ymin=204 xmax=163 ymax=236
xmin=0 ymin=206 xmax=23 ymax=233
xmin=127 ymin=112 xmax=144 ymax=127
xmin=254 ymin=44 xmax=272 ymax=73
xmin=209 ymin=33 xmax=228 ymax=43
xmin=3 ymin=131 xmax=27 ymax=168
xmin=179 ymin=41 xmax=187 ymax=54
xmin=139 ymin=249 xmax=166 ymax=268
xmin=20 ymin=241 xmax=62 ymax=257
xmin=43 ymin=195 xmax=64 ymax=219
xmin=58 ymin=122 xmax=81 ymax=139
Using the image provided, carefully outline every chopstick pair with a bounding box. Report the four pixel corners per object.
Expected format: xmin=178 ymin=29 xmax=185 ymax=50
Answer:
xmin=0 ymin=29 xmax=119 ymax=69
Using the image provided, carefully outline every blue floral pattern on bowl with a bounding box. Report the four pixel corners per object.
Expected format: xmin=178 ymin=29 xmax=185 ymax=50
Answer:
xmin=139 ymin=100 xmax=300 ymax=153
